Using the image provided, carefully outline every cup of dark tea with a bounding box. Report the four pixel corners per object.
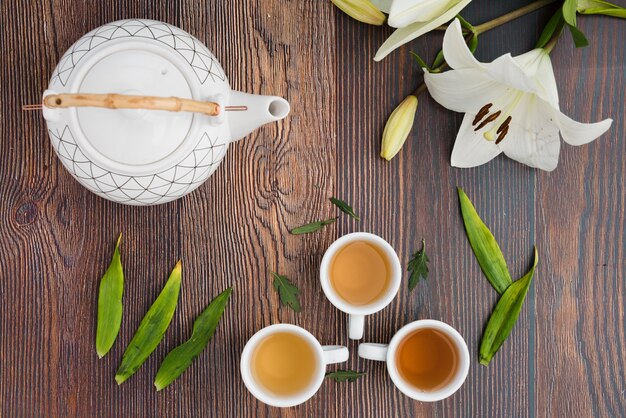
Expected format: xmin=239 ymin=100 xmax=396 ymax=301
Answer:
xmin=358 ymin=320 xmax=470 ymax=402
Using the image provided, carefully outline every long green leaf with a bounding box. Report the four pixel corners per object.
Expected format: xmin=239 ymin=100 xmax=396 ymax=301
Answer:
xmin=154 ymin=288 xmax=232 ymax=391
xmin=115 ymin=262 xmax=182 ymax=384
xmin=536 ymin=9 xmax=565 ymax=48
xmin=457 ymin=187 xmax=512 ymax=294
xmin=479 ymin=248 xmax=538 ymax=366
xmin=96 ymin=233 xmax=124 ymax=358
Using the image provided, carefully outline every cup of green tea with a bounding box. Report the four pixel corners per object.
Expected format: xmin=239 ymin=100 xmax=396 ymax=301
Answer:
xmin=240 ymin=324 xmax=349 ymax=407
xmin=320 ymin=232 xmax=402 ymax=340
xmin=358 ymin=320 xmax=470 ymax=402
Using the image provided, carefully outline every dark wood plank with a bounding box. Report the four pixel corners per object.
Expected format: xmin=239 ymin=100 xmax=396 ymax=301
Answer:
xmin=535 ymin=14 xmax=626 ymax=418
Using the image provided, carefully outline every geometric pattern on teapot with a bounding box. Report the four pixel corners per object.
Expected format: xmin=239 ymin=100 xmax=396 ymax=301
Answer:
xmin=49 ymin=125 xmax=226 ymax=205
xmin=51 ymin=19 xmax=226 ymax=87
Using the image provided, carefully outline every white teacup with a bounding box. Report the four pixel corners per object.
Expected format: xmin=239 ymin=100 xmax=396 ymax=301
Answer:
xmin=358 ymin=320 xmax=470 ymax=402
xmin=240 ymin=324 xmax=349 ymax=407
xmin=320 ymin=232 xmax=402 ymax=340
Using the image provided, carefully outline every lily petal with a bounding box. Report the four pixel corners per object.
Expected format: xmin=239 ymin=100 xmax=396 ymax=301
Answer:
xmin=370 ymin=0 xmax=393 ymax=13
xmin=485 ymin=53 xmax=537 ymax=94
xmin=389 ymin=0 xmax=457 ymax=27
xmin=451 ymin=114 xmax=502 ymax=168
xmin=513 ymin=49 xmax=559 ymax=107
xmin=498 ymin=96 xmax=561 ymax=171
xmin=425 ymin=68 xmax=504 ymax=113
xmin=374 ymin=0 xmax=471 ymax=61
xmin=555 ymin=110 xmax=613 ymax=146
xmin=442 ymin=18 xmax=483 ymax=70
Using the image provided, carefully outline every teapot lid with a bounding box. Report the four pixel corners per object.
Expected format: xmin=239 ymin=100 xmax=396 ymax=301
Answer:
xmin=75 ymin=45 xmax=196 ymax=168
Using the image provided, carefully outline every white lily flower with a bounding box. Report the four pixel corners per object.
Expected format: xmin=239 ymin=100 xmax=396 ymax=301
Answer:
xmin=424 ymin=19 xmax=613 ymax=171
xmin=374 ymin=0 xmax=472 ymax=62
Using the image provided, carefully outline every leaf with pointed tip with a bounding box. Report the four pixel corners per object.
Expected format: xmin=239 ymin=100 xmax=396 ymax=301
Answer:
xmin=325 ymin=370 xmax=366 ymax=382
xmin=271 ymin=272 xmax=301 ymax=312
xmin=480 ymin=248 xmax=538 ymax=366
xmin=290 ymin=217 xmax=337 ymax=235
xmin=408 ymin=239 xmax=429 ymax=291
xmin=330 ymin=197 xmax=360 ymax=221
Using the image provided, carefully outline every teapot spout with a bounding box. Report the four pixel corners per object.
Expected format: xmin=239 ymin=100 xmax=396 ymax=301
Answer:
xmin=228 ymin=91 xmax=290 ymax=142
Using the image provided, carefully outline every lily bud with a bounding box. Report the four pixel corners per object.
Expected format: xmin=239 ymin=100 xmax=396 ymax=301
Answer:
xmin=331 ymin=0 xmax=386 ymax=26
xmin=380 ymin=95 xmax=418 ymax=161
xmin=577 ymin=0 xmax=626 ymax=18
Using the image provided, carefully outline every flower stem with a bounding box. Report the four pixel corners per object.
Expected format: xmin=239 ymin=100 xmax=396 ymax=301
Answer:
xmin=474 ymin=0 xmax=559 ymax=35
xmin=412 ymin=82 xmax=428 ymax=97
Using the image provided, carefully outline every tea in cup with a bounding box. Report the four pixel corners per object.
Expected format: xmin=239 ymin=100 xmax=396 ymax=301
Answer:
xmin=240 ymin=324 xmax=349 ymax=407
xmin=358 ymin=320 xmax=470 ymax=401
xmin=320 ymin=232 xmax=401 ymax=339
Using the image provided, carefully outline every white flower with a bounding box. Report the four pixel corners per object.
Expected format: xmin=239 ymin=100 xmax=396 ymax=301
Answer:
xmin=374 ymin=0 xmax=472 ymax=62
xmin=424 ymin=19 xmax=613 ymax=171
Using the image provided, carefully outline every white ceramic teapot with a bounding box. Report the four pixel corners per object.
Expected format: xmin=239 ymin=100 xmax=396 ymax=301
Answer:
xmin=43 ymin=19 xmax=290 ymax=205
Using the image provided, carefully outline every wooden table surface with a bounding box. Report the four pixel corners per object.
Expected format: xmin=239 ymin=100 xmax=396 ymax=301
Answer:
xmin=1 ymin=0 xmax=624 ymax=417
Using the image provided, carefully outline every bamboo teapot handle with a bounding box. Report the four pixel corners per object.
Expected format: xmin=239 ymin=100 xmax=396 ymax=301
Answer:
xmin=43 ymin=93 xmax=221 ymax=116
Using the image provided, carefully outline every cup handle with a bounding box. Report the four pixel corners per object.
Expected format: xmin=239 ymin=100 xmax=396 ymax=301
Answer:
xmin=349 ymin=314 xmax=365 ymax=340
xmin=358 ymin=343 xmax=388 ymax=361
xmin=321 ymin=345 xmax=349 ymax=365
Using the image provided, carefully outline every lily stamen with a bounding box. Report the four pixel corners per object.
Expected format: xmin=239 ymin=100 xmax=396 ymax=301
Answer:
xmin=473 ymin=103 xmax=493 ymax=126
xmin=474 ymin=110 xmax=501 ymax=132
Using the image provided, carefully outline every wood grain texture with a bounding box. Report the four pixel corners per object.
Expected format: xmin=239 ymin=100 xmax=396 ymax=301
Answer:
xmin=0 ymin=0 xmax=624 ymax=417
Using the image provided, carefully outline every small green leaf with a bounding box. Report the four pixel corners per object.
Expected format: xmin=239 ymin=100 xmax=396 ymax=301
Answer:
xmin=410 ymin=51 xmax=430 ymax=71
xmin=468 ymin=33 xmax=479 ymax=53
xmin=430 ymin=49 xmax=445 ymax=70
xmin=479 ymin=248 xmax=538 ymax=366
xmin=330 ymin=197 xmax=360 ymax=221
xmin=567 ymin=23 xmax=589 ymax=47
xmin=271 ymin=272 xmax=301 ymax=312
xmin=456 ymin=14 xmax=475 ymax=32
xmin=536 ymin=9 xmax=565 ymax=48
xmin=457 ymin=187 xmax=512 ymax=295
xmin=562 ymin=0 xmax=579 ymax=26
xmin=290 ymin=217 xmax=337 ymax=235
xmin=408 ymin=239 xmax=429 ymax=291
xmin=325 ymin=370 xmax=366 ymax=382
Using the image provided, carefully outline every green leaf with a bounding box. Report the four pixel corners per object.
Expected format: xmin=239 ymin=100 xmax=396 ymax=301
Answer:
xmin=154 ymin=288 xmax=232 ymax=391
xmin=96 ymin=233 xmax=124 ymax=358
xmin=479 ymin=248 xmax=538 ymax=366
xmin=536 ymin=9 xmax=565 ymax=48
xmin=567 ymin=23 xmax=589 ymax=47
xmin=330 ymin=197 xmax=360 ymax=221
xmin=271 ymin=272 xmax=301 ymax=312
xmin=457 ymin=187 xmax=512 ymax=295
xmin=290 ymin=217 xmax=338 ymax=235
xmin=468 ymin=33 xmax=479 ymax=53
xmin=430 ymin=49 xmax=445 ymax=71
xmin=577 ymin=0 xmax=626 ymax=17
xmin=408 ymin=239 xmax=429 ymax=291
xmin=456 ymin=14 xmax=475 ymax=32
xmin=410 ymin=51 xmax=431 ymax=71
xmin=562 ymin=0 xmax=578 ymax=26
xmin=115 ymin=262 xmax=182 ymax=384
xmin=325 ymin=370 xmax=366 ymax=382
